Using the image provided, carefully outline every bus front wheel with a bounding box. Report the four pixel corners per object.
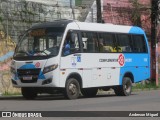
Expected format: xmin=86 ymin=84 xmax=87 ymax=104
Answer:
xmin=21 ymin=87 xmax=37 ymax=100
xmin=114 ymin=77 xmax=132 ymax=96
xmin=64 ymin=78 xmax=80 ymax=99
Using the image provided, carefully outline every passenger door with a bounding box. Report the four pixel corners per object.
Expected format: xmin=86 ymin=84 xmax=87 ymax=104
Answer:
xmin=60 ymin=30 xmax=83 ymax=86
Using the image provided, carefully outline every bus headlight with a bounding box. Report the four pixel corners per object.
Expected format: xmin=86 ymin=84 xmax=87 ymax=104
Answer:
xmin=43 ymin=64 xmax=58 ymax=74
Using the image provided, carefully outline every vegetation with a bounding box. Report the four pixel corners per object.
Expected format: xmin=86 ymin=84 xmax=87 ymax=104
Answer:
xmin=129 ymin=0 xmax=142 ymax=27
xmin=132 ymin=81 xmax=160 ymax=91
xmin=0 ymin=31 xmax=18 ymax=96
xmin=2 ymin=91 xmax=21 ymax=96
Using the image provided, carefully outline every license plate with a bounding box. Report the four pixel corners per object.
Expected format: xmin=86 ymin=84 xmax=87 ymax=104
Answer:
xmin=23 ymin=76 xmax=32 ymax=80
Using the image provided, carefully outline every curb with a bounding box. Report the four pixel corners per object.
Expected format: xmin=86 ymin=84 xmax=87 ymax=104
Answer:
xmin=0 ymin=95 xmax=22 ymax=99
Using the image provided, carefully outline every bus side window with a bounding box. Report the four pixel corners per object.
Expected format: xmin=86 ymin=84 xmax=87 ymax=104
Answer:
xmin=63 ymin=31 xmax=80 ymax=56
xmin=91 ymin=33 xmax=99 ymax=52
xmin=70 ymin=32 xmax=80 ymax=53
xmin=132 ymin=35 xmax=147 ymax=53
xmin=103 ymin=33 xmax=116 ymax=52
xmin=63 ymin=32 xmax=71 ymax=56
xmin=116 ymin=34 xmax=132 ymax=52
xmin=83 ymin=32 xmax=99 ymax=53
xmin=81 ymin=32 xmax=90 ymax=52
xmin=97 ymin=33 xmax=104 ymax=52
xmin=82 ymin=38 xmax=87 ymax=50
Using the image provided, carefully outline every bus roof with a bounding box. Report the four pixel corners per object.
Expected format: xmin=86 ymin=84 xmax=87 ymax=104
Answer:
xmin=31 ymin=19 xmax=73 ymax=29
xmin=72 ymin=21 xmax=145 ymax=35
xmin=30 ymin=20 xmax=145 ymax=35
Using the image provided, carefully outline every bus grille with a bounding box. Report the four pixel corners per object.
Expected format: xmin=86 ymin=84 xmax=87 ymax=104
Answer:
xmin=17 ymin=68 xmax=41 ymax=83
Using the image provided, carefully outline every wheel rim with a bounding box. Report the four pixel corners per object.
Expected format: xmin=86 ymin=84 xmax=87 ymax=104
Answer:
xmin=68 ymin=83 xmax=77 ymax=95
xmin=124 ymin=81 xmax=131 ymax=93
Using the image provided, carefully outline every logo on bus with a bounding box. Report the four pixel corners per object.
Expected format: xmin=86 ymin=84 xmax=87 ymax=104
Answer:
xmin=118 ymin=54 xmax=125 ymax=66
xmin=35 ymin=62 xmax=40 ymax=68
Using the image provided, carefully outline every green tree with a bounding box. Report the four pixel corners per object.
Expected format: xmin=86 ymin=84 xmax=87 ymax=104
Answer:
xmin=129 ymin=0 xmax=142 ymax=27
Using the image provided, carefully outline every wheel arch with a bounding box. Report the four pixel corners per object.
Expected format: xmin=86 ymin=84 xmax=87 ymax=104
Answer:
xmin=66 ymin=72 xmax=83 ymax=88
xmin=123 ymin=72 xmax=134 ymax=83
xmin=120 ymin=72 xmax=134 ymax=85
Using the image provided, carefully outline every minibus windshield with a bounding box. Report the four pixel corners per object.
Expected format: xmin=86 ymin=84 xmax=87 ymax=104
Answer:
xmin=14 ymin=27 xmax=64 ymax=58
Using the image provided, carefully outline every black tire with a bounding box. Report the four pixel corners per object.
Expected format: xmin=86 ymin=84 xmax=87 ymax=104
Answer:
xmin=64 ymin=78 xmax=80 ymax=100
xmin=21 ymin=87 xmax=37 ymax=100
xmin=114 ymin=77 xmax=132 ymax=96
xmin=81 ymin=88 xmax=98 ymax=97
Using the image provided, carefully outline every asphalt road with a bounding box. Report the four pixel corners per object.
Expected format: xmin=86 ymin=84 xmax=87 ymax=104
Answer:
xmin=0 ymin=90 xmax=160 ymax=120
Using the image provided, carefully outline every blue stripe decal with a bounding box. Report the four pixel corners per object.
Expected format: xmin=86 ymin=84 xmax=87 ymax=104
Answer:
xmin=19 ymin=64 xmax=35 ymax=69
xmin=19 ymin=64 xmax=45 ymax=79
xmin=38 ymin=71 xmax=45 ymax=79
xmin=119 ymin=54 xmax=150 ymax=85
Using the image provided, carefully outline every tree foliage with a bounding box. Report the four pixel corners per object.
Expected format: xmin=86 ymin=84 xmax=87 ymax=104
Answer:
xmin=129 ymin=0 xmax=142 ymax=27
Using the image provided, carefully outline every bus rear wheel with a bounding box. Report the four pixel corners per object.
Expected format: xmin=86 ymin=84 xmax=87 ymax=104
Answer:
xmin=81 ymin=88 xmax=98 ymax=97
xmin=114 ymin=77 xmax=132 ymax=96
xmin=64 ymin=78 xmax=80 ymax=100
xmin=21 ymin=87 xmax=37 ymax=100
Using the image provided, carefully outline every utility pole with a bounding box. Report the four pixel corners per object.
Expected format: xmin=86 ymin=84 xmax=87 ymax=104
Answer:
xmin=96 ymin=0 xmax=102 ymax=23
xmin=151 ymin=0 xmax=158 ymax=85
xmin=70 ymin=0 xmax=75 ymax=20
